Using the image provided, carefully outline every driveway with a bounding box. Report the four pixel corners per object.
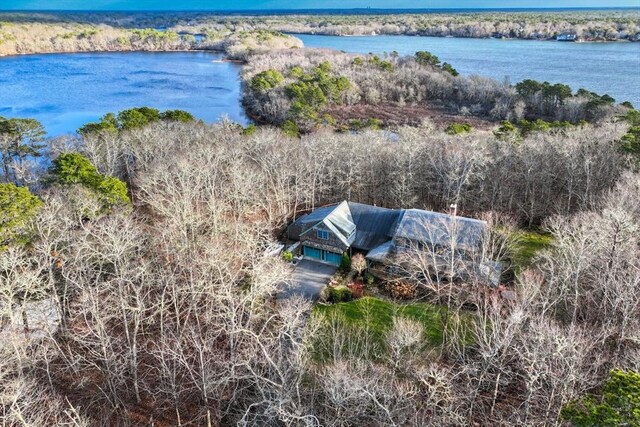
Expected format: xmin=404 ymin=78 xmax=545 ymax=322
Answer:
xmin=278 ymin=259 xmax=337 ymax=300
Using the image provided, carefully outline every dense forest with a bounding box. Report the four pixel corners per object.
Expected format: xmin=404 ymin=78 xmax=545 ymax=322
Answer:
xmin=1 ymin=103 xmax=639 ymax=425
xmin=174 ymin=9 xmax=640 ymax=41
xmin=2 ymin=9 xmax=639 ymax=41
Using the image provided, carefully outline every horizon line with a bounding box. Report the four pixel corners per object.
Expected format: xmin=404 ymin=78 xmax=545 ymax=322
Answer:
xmin=2 ymin=6 xmax=639 ymax=12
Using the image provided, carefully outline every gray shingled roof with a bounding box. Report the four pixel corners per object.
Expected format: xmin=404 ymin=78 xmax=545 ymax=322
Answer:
xmin=291 ymin=204 xmax=340 ymax=228
xmin=394 ymin=209 xmax=486 ymax=252
xmin=325 ymin=201 xmax=356 ymax=239
xmin=289 ymin=202 xmax=487 ymax=255
xmin=294 ymin=201 xmax=356 ymax=248
xmin=287 ymin=203 xmax=339 ymax=240
xmin=366 ymin=240 xmax=394 ymax=262
xmin=348 ymin=202 xmax=404 ymax=251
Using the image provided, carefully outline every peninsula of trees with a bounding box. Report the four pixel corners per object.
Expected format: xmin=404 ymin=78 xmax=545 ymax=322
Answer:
xmin=242 ymin=47 xmax=631 ymax=134
xmin=0 ymin=22 xmax=301 ymax=59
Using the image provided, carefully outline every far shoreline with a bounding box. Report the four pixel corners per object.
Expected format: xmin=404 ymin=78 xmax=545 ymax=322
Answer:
xmin=284 ymin=31 xmax=638 ymax=43
xmin=0 ymin=47 xmax=226 ymax=59
xmin=0 ymin=32 xmax=635 ymax=60
xmin=1 ymin=32 xmax=637 ymax=61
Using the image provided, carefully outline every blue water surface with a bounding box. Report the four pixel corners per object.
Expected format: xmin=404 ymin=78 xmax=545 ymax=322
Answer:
xmin=0 ymin=51 xmax=248 ymax=135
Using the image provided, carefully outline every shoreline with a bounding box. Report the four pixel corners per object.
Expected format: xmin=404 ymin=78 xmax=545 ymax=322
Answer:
xmin=284 ymin=31 xmax=638 ymax=43
xmin=1 ymin=32 xmax=636 ymax=60
xmin=0 ymin=47 xmax=227 ymax=59
xmin=0 ymin=49 xmax=252 ymax=65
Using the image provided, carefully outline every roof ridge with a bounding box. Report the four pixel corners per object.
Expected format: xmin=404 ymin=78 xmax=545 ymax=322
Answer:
xmin=404 ymin=208 xmax=487 ymax=224
xmin=347 ymin=201 xmax=401 ymax=211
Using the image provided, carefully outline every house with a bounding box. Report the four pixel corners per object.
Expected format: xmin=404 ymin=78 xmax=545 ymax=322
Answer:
xmin=287 ymin=201 xmax=502 ymax=285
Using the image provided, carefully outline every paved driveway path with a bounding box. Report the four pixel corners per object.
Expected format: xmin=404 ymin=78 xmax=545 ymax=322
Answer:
xmin=278 ymin=259 xmax=337 ymax=300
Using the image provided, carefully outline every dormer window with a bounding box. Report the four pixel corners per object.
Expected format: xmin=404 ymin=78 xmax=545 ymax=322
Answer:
xmin=317 ymin=230 xmax=329 ymax=240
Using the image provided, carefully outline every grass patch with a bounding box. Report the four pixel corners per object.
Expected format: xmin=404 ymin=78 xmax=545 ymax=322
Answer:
xmin=511 ymin=230 xmax=553 ymax=271
xmin=311 ymin=296 xmax=473 ymax=361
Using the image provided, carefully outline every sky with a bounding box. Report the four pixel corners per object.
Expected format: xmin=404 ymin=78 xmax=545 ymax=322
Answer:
xmin=1 ymin=0 xmax=638 ymax=11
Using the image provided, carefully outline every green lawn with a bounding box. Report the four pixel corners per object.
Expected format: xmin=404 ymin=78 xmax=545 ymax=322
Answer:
xmin=311 ymin=296 xmax=474 ymax=361
xmin=511 ymin=230 xmax=553 ymax=271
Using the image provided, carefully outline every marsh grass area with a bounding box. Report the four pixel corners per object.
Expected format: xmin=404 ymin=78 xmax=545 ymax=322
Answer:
xmin=312 ymin=296 xmax=475 ymax=361
xmin=325 ymin=102 xmax=495 ymax=129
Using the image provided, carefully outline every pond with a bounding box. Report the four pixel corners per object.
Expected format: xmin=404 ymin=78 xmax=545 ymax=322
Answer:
xmin=0 ymin=51 xmax=248 ymax=135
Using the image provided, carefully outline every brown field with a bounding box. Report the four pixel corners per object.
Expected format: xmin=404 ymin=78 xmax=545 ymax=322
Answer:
xmin=325 ymin=102 xmax=496 ymax=130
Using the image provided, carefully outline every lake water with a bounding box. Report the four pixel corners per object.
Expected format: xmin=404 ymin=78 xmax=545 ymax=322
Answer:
xmin=0 ymin=51 xmax=247 ymax=135
xmin=297 ymin=34 xmax=640 ymax=108
xmin=0 ymin=36 xmax=638 ymax=135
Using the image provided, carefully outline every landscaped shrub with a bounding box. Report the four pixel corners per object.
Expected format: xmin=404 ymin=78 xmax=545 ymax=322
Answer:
xmin=366 ymin=118 xmax=383 ymax=130
xmin=281 ymin=250 xmax=293 ymax=262
xmin=384 ymin=281 xmax=418 ymax=300
xmin=365 ymin=272 xmax=376 ymax=286
xmin=339 ymin=252 xmax=351 ymax=272
xmin=348 ymin=282 xmax=365 ymax=298
xmin=326 ymin=285 xmax=353 ymax=303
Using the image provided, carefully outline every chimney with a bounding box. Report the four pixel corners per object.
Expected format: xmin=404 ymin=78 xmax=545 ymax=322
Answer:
xmin=449 ymin=203 xmax=457 ymax=217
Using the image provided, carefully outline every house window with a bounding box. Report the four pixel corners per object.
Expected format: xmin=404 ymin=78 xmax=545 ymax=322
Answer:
xmin=317 ymin=230 xmax=329 ymax=240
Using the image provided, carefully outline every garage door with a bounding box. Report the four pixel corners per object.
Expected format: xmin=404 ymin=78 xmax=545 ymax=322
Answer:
xmin=303 ymin=246 xmax=342 ymax=266
xmin=324 ymin=251 xmax=343 ymax=266
xmin=303 ymin=246 xmax=322 ymax=261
